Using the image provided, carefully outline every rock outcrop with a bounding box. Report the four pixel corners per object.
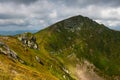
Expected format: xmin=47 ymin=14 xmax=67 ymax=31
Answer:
xmin=18 ymin=32 xmax=38 ymax=49
xmin=0 ymin=41 xmax=24 ymax=63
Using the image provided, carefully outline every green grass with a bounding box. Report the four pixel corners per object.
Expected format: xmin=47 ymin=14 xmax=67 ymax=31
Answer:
xmin=0 ymin=35 xmax=74 ymax=80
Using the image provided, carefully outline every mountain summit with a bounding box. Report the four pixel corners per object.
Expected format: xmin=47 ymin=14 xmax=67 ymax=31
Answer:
xmin=0 ymin=15 xmax=120 ymax=80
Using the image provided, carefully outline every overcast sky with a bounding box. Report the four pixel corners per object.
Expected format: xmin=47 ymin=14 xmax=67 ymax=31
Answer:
xmin=0 ymin=0 xmax=120 ymax=31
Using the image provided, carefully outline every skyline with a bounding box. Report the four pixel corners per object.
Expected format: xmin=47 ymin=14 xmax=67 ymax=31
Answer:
xmin=0 ymin=0 xmax=120 ymax=31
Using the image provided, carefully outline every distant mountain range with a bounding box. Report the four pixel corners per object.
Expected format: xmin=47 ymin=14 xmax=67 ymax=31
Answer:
xmin=0 ymin=30 xmax=38 ymax=36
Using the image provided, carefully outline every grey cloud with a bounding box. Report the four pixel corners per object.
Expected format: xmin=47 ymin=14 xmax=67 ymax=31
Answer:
xmin=0 ymin=0 xmax=38 ymax=4
xmin=61 ymin=0 xmax=120 ymax=7
xmin=0 ymin=21 xmax=29 ymax=27
xmin=0 ymin=13 xmax=25 ymax=19
xmin=0 ymin=18 xmax=30 ymax=27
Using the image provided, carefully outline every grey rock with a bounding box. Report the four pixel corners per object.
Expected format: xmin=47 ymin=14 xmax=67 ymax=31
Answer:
xmin=0 ymin=41 xmax=24 ymax=63
xmin=18 ymin=33 xmax=38 ymax=49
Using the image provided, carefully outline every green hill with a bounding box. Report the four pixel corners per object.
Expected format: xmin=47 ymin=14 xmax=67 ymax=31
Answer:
xmin=0 ymin=15 xmax=120 ymax=80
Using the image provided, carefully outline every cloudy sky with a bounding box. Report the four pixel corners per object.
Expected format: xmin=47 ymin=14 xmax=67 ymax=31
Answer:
xmin=0 ymin=0 xmax=120 ymax=31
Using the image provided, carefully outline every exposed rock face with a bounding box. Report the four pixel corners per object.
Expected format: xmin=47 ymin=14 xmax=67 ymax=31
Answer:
xmin=0 ymin=41 xmax=24 ymax=63
xmin=75 ymin=60 xmax=104 ymax=80
xmin=18 ymin=33 xmax=38 ymax=49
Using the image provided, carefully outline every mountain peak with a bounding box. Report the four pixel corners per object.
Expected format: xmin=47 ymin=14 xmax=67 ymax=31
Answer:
xmin=47 ymin=15 xmax=109 ymax=36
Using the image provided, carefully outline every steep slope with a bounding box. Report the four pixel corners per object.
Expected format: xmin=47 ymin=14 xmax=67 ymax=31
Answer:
xmin=0 ymin=36 xmax=73 ymax=80
xmin=35 ymin=15 xmax=120 ymax=80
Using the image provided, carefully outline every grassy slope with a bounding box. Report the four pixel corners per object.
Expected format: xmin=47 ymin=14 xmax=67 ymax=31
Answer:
xmin=0 ymin=36 xmax=73 ymax=80
xmin=35 ymin=15 xmax=120 ymax=79
xmin=0 ymin=54 xmax=57 ymax=80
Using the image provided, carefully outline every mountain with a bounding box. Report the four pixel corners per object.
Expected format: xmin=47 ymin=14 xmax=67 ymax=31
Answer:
xmin=0 ymin=15 xmax=120 ymax=80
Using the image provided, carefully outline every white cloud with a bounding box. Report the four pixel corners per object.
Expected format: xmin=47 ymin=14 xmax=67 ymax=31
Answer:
xmin=0 ymin=19 xmax=26 ymax=25
xmin=39 ymin=20 xmax=44 ymax=23
xmin=101 ymin=7 xmax=120 ymax=20
xmin=49 ymin=10 xmax=57 ymax=18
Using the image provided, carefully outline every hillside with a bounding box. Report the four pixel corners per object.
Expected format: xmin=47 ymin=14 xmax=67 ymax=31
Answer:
xmin=35 ymin=15 xmax=120 ymax=79
xmin=0 ymin=15 xmax=120 ymax=80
